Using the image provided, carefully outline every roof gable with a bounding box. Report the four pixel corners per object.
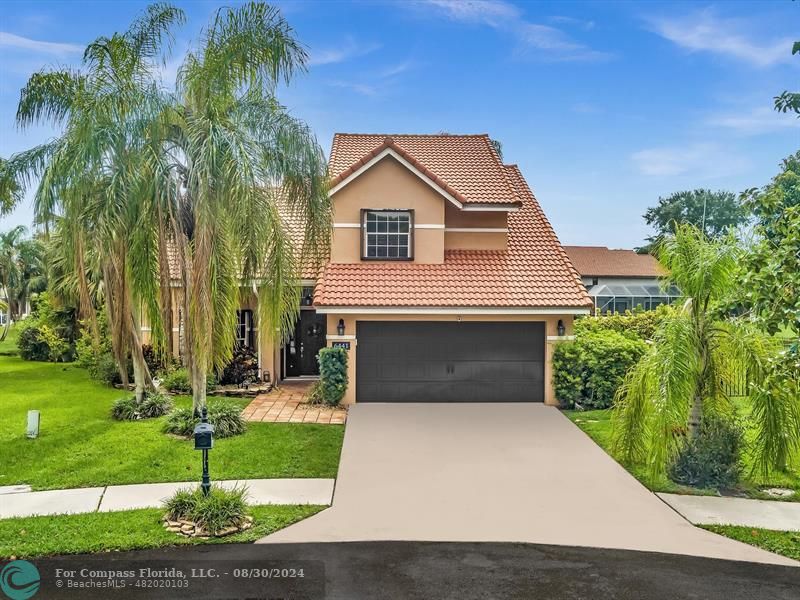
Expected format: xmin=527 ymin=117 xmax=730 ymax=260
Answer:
xmin=329 ymin=133 xmax=521 ymax=207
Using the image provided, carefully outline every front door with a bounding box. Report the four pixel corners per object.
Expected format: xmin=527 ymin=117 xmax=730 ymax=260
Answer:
xmin=285 ymin=311 xmax=327 ymax=376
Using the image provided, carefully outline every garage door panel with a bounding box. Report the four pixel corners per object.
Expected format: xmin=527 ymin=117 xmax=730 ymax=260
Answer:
xmin=356 ymin=321 xmax=545 ymax=403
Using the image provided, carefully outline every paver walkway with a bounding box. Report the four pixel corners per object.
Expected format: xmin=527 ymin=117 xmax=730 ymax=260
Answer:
xmin=242 ymin=380 xmax=347 ymax=424
xmin=0 ymin=479 xmax=334 ymax=519
xmin=261 ymin=403 xmax=796 ymax=566
xmin=659 ymin=493 xmax=800 ymax=531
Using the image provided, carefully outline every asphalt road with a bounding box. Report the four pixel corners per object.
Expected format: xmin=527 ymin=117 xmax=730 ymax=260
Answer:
xmin=32 ymin=541 xmax=800 ymax=600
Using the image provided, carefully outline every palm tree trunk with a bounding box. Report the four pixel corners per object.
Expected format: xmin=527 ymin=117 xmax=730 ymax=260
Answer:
xmin=191 ymin=362 xmax=206 ymax=415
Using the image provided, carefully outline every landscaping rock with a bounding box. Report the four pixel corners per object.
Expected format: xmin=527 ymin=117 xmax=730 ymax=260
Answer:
xmin=763 ymin=487 xmax=795 ymax=498
xmin=166 ymin=526 xmax=182 ymax=533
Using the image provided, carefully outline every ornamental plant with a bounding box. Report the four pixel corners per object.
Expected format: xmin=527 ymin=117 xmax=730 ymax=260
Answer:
xmin=317 ymin=347 xmax=348 ymax=406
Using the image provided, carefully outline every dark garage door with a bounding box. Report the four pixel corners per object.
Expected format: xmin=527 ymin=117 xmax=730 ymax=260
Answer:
xmin=356 ymin=321 xmax=545 ymax=403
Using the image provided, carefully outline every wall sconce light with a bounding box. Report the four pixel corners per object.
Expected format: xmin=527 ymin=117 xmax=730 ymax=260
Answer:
xmin=557 ymin=319 xmax=565 ymax=337
xmin=302 ymin=293 xmax=313 ymax=306
xmin=337 ymin=319 xmax=345 ymax=336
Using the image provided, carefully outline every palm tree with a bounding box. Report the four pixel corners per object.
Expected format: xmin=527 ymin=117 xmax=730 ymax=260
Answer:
xmin=7 ymin=3 xmax=185 ymax=401
xmin=0 ymin=226 xmax=26 ymax=341
xmin=151 ymin=2 xmax=331 ymax=412
xmin=613 ymin=223 xmax=800 ymax=476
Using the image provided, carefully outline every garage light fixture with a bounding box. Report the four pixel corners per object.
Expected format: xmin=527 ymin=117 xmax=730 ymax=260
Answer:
xmin=337 ymin=319 xmax=345 ymax=336
xmin=557 ymin=319 xmax=565 ymax=337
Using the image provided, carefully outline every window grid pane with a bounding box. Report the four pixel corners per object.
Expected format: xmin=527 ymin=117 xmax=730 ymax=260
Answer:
xmin=364 ymin=211 xmax=411 ymax=259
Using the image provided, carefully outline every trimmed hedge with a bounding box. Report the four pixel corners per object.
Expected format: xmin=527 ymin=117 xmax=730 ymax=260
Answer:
xmin=317 ymin=347 xmax=348 ymax=406
xmin=553 ymin=330 xmax=647 ymax=409
xmin=574 ymin=305 xmax=674 ymax=341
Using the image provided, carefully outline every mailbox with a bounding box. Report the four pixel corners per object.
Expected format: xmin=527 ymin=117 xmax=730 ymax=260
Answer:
xmin=194 ymin=421 xmax=215 ymax=450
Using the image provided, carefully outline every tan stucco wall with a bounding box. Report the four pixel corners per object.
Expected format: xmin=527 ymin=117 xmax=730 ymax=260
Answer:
xmin=444 ymin=231 xmax=507 ymax=250
xmin=444 ymin=203 xmax=507 ymax=228
xmin=325 ymin=312 xmax=575 ymax=406
xmin=331 ymin=155 xmax=446 ymax=264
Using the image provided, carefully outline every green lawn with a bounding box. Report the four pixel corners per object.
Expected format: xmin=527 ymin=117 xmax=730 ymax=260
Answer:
xmin=0 ymin=504 xmax=324 ymax=559
xmin=565 ymin=407 xmax=800 ymax=500
xmin=702 ymin=525 xmax=800 ymax=562
xmin=0 ymin=354 xmax=344 ymax=490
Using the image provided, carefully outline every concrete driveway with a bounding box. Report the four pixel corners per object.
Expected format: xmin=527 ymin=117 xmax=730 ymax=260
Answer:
xmin=262 ymin=404 xmax=796 ymax=566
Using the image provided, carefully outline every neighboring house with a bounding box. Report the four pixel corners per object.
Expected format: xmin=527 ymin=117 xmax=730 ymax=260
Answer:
xmin=563 ymin=245 xmax=680 ymax=314
xmin=147 ymin=133 xmax=592 ymax=404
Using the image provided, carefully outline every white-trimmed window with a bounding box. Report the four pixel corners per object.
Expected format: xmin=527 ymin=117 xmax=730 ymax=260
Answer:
xmin=361 ymin=209 xmax=413 ymax=260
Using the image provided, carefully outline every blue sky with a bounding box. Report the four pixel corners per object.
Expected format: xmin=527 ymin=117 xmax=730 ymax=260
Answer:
xmin=1 ymin=0 xmax=798 ymax=247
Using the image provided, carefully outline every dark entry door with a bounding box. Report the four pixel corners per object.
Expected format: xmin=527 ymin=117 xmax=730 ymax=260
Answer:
xmin=356 ymin=321 xmax=545 ymax=402
xmin=286 ymin=311 xmax=327 ymax=376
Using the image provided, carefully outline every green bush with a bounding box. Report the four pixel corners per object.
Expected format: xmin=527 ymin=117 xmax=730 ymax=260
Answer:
xmin=575 ymin=305 xmax=674 ymax=341
xmin=161 ymin=367 xmax=191 ymax=393
xmin=669 ymin=418 xmax=743 ymax=489
xmin=111 ymin=390 xmax=174 ymax=421
xmin=162 ymin=400 xmax=247 ymax=438
xmin=16 ymin=293 xmax=77 ymax=362
xmin=163 ymin=485 xmax=250 ymax=536
xmin=553 ymin=330 xmax=647 ymax=409
xmin=317 ymin=346 xmax=348 ymax=406
xmin=160 ymin=367 xmax=216 ymax=394
xmin=16 ymin=324 xmax=50 ymax=361
xmin=219 ymin=346 xmax=260 ymax=385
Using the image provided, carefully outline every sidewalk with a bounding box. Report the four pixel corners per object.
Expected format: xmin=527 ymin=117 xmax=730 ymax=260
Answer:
xmin=659 ymin=493 xmax=800 ymax=531
xmin=0 ymin=479 xmax=334 ymax=520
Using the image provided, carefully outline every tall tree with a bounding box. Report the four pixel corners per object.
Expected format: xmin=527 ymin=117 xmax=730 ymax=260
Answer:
xmin=639 ymin=189 xmax=747 ymax=253
xmin=0 ymin=226 xmax=27 ymax=341
xmin=613 ymin=224 xmax=800 ymax=476
xmin=7 ymin=3 xmax=185 ymax=401
xmin=153 ymin=2 xmax=331 ymax=411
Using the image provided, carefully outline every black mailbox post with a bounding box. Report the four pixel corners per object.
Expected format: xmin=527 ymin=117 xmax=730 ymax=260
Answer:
xmin=194 ymin=406 xmax=215 ymax=496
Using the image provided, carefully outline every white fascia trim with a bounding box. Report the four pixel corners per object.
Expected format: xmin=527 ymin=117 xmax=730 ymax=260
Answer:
xmin=316 ymin=306 xmax=591 ymax=315
xmin=445 ymin=227 xmax=508 ymax=233
xmin=461 ymin=204 xmax=520 ymax=212
xmin=328 ymin=148 xmax=464 ymax=209
xmin=326 ymin=334 xmax=356 ymax=340
xmin=300 ymin=279 xmax=317 ymax=286
xmin=334 ymin=222 xmax=444 ymax=230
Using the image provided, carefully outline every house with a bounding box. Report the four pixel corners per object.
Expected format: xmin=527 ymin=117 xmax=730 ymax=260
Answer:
xmin=563 ymin=245 xmax=680 ymax=314
xmin=149 ymin=133 xmax=592 ymax=405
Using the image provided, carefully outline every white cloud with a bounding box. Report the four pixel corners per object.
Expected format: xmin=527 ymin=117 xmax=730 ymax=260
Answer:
xmin=707 ymin=105 xmax=800 ymax=135
xmin=631 ymin=142 xmax=748 ymax=178
xmin=423 ymin=0 xmax=520 ymax=26
xmin=308 ymin=36 xmax=380 ymax=67
xmin=645 ymin=10 xmax=793 ymax=67
xmin=0 ymin=31 xmax=82 ymax=56
xmin=415 ymin=0 xmax=609 ymax=62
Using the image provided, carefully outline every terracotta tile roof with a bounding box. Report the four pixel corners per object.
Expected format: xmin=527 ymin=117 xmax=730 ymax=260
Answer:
xmin=563 ymin=246 xmax=664 ymax=278
xmin=329 ymin=133 xmax=519 ymax=205
xmin=314 ymin=163 xmax=591 ymax=309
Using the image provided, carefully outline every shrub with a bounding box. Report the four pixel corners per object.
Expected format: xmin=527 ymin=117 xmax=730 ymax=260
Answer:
xmin=553 ymin=330 xmax=647 ymax=409
xmin=307 ymin=380 xmax=325 ymax=405
xmin=93 ymin=353 xmax=124 ymax=385
xmin=163 ymin=485 xmax=250 ymax=536
xmin=317 ymin=346 xmax=348 ymax=406
xmin=218 ymin=346 xmax=260 ymax=386
xmin=160 ymin=367 xmax=191 ymax=393
xmin=160 ymin=367 xmax=216 ymax=394
xmin=16 ymin=324 xmax=50 ymax=361
xmin=669 ymin=418 xmax=743 ymax=489
xmin=575 ymin=305 xmax=674 ymax=341
xmin=16 ymin=292 xmax=77 ymax=362
xmin=111 ymin=390 xmax=174 ymax=421
xmin=163 ymin=400 xmax=247 ymax=438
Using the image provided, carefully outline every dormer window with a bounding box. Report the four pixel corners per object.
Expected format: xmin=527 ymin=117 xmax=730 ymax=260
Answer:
xmin=361 ymin=209 xmax=414 ymax=260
